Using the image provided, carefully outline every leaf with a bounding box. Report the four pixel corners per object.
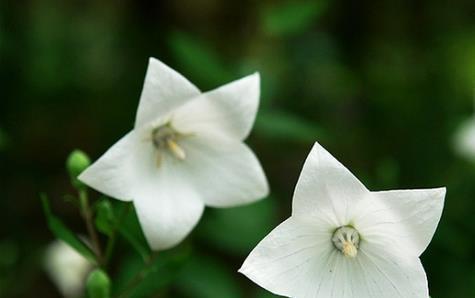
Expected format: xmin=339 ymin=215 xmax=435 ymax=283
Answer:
xmin=95 ymin=199 xmax=150 ymax=260
xmin=196 ymin=199 xmax=278 ymax=256
xmin=254 ymin=289 xmax=281 ymax=298
xmin=113 ymin=246 xmax=192 ymax=297
xmin=94 ymin=199 xmax=115 ymax=236
xmin=255 ymin=110 xmax=325 ymax=143
xmin=174 ymin=254 xmax=242 ymax=298
xmin=168 ymin=32 xmax=234 ymax=88
xmin=115 ymin=203 xmax=151 ymax=261
xmin=262 ymin=1 xmax=327 ymax=36
xmin=40 ymin=194 xmax=97 ymax=264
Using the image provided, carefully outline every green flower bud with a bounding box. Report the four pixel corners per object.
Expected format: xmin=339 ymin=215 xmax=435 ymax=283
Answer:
xmin=86 ymin=269 xmax=111 ymax=298
xmin=66 ymin=150 xmax=90 ymax=189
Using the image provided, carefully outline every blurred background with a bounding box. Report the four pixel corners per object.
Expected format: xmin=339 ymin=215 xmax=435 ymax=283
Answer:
xmin=2 ymin=0 xmax=475 ymax=297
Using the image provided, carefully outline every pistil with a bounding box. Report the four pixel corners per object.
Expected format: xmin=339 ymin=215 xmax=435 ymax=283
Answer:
xmin=332 ymin=226 xmax=360 ymax=258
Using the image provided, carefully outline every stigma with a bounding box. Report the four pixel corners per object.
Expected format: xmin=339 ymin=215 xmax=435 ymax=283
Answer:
xmin=331 ymin=226 xmax=360 ymax=258
xmin=151 ymin=125 xmax=186 ymax=162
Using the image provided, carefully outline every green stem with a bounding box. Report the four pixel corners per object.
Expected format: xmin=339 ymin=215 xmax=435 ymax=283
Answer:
xmin=104 ymin=203 xmax=132 ymax=265
xmin=79 ymin=189 xmax=103 ymax=266
xmin=115 ymin=252 xmax=160 ymax=298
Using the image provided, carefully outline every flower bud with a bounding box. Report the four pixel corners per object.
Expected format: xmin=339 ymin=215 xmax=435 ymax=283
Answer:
xmin=86 ymin=269 xmax=111 ymax=298
xmin=66 ymin=150 xmax=90 ymax=189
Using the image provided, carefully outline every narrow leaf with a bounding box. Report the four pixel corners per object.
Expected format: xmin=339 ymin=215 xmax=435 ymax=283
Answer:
xmin=40 ymin=194 xmax=97 ymax=264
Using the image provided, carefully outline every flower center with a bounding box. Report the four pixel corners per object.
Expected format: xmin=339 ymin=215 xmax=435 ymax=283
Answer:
xmin=151 ymin=125 xmax=186 ymax=163
xmin=331 ymin=226 xmax=360 ymax=258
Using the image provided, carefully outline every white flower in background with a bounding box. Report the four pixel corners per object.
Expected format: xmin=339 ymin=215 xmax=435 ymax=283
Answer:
xmin=240 ymin=142 xmax=445 ymax=298
xmin=44 ymin=240 xmax=92 ymax=298
xmin=79 ymin=58 xmax=268 ymax=250
xmin=453 ymin=116 xmax=475 ymax=162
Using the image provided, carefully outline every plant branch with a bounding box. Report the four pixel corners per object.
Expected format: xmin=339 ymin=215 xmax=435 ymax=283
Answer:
xmin=79 ymin=189 xmax=103 ymax=266
xmin=115 ymin=251 xmax=160 ymax=298
xmin=104 ymin=203 xmax=132 ymax=265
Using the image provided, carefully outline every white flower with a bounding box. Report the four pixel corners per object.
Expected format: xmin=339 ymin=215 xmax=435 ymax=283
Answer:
xmin=453 ymin=116 xmax=475 ymax=162
xmin=240 ymin=142 xmax=445 ymax=298
xmin=44 ymin=240 xmax=93 ymax=298
xmin=79 ymin=58 xmax=269 ymax=250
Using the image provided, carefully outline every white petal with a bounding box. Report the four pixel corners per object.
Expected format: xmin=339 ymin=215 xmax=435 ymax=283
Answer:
xmin=176 ymin=135 xmax=268 ymax=207
xmin=239 ymin=217 xmax=335 ymax=298
xmin=133 ymin=157 xmax=205 ymax=250
xmin=78 ymin=131 xmax=147 ymax=201
xmin=172 ymin=73 xmax=260 ymax=141
xmin=308 ymin=247 xmax=427 ymax=298
xmin=292 ymin=142 xmax=370 ymax=226
xmin=354 ymin=188 xmax=446 ymax=257
xmin=135 ymin=58 xmax=200 ymax=128
xmin=355 ymin=243 xmax=429 ymax=298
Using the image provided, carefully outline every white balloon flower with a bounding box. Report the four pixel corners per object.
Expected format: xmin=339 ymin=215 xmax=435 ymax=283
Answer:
xmin=79 ymin=58 xmax=269 ymax=250
xmin=44 ymin=240 xmax=93 ymax=298
xmin=240 ymin=142 xmax=445 ymax=298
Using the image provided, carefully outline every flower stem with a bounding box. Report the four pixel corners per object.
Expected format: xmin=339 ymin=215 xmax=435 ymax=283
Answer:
xmin=104 ymin=203 xmax=132 ymax=265
xmin=115 ymin=252 xmax=160 ymax=298
xmin=79 ymin=189 xmax=103 ymax=266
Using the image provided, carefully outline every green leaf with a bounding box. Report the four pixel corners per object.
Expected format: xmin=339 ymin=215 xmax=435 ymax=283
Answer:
xmin=262 ymin=1 xmax=327 ymax=36
xmin=255 ymin=110 xmax=325 ymax=143
xmin=94 ymin=199 xmax=115 ymax=236
xmin=113 ymin=246 xmax=192 ymax=297
xmin=168 ymin=32 xmax=234 ymax=88
xmin=254 ymin=290 xmax=281 ymax=298
xmin=96 ymin=200 xmax=150 ymax=261
xmin=116 ymin=203 xmax=151 ymax=261
xmin=174 ymin=254 xmax=242 ymax=298
xmin=197 ymin=199 xmax=278 ymax=256
xmin=40 ymin=194 xmax=97 ymax=264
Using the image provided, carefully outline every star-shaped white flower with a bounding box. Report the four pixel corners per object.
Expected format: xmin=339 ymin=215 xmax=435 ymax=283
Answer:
xmin=240 ymin=142 xmax=445 ymax=298
xmin=79 ymin=58 xmax=269 ymax=250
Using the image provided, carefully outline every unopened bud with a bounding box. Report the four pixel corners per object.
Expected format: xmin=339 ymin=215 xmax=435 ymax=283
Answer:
xmin=86 ymin=269 xmax=111 ymax=298
xmin=66 ymin=150 xmax=90 ymax=189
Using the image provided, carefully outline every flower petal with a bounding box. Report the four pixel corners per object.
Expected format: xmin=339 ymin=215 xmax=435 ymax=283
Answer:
xmin=176 ymin=135 xmax=268 ymax=207
xmin=172 ymin=73 xmax=260 ymax=141
xmin=239 ymin=217 xmax=335 ymax=298
xmin=135 ymin=58 xmax=200 ymax=128
xmin=355 ymin=242 xmax=429 ymax=298
xmin=355 ymin=188 xmax=446 ymax=257
xmin=133 ymin=157 xmax=205 ymax=250
xmin=78 ymin=131 xmax=147 ymax=201
xmin=292 ymin=142 xmax=370 ymax=226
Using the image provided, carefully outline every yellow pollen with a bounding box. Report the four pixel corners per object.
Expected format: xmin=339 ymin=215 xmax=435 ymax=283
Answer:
xmin=166 ymin=139 xmax=186 ymax=160
xmin=151 ymin=124 xmax=187 ymax=164
xmin=332 ymin=226 xmax=360 ymax=258
xmin=342 ymin=241 xmax=358 ymax=258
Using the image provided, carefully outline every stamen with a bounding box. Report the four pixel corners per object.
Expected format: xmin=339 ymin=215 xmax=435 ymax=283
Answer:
xmin=166 ymin=139 xmax=186 ymax=160
xmin=332 ymin=226 xmax=360 ymax=258
xmin=151 ymin=124 xmax=186 ymax=163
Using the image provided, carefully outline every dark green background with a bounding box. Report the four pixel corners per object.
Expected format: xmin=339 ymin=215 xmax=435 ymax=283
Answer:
xmin=1 ymin=0 xmax=475 ymax=297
